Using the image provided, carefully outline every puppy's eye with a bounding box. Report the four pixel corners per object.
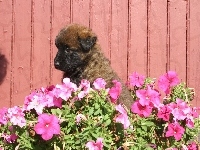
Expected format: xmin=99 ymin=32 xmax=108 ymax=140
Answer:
xmin=65 ymin=49 xmax=70 ymax=53
xmin=57 ymin=43 xmax=70 ymax=50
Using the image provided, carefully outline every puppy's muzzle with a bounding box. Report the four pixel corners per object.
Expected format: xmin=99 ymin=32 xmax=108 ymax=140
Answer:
xmin=54 ymin=61 xmax=60 ymax=69
xmin=54 ymin=52 xmax=62 ymax=69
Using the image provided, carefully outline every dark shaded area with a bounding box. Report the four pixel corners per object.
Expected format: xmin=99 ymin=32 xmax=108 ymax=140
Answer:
xmin=0 ymin=52 xmax=8 ymax=85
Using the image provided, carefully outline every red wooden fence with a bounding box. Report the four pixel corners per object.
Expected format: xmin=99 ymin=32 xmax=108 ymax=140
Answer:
xmin=0 ymin=0 xmax=200 ymax=107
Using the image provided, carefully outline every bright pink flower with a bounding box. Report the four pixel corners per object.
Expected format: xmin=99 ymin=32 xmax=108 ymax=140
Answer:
xmin=34 ymin=114 xmax=60 ymax=141
xmin=109 ymin=80 xmax=122 ymax=103
xmin=2 ymin=133 xmax=18 ymax=143
xmin=128 ymin=72 xmax=145 ymax=87
xmin=26 ymin=96 xmax=46 ymax=115
xmin=157 ymin=104 xmax=172 ymax=121
xmin=166 ymin=122 xmax=185 ymax=141
xmin=186 ymin=142 xmax=197 ymax=150
xmin=131 ymin=100 xmax=153 ymax=117
xmin=86 ymin=138 xmax=103 ymax=150
xmin=115 ymin=104 xmax=130 ymax=129
xmin=190 ymin=107 xmax=199 ymax=118
xmin=185 ymin=107 xmax=200 ymax=128
xmin=7 ymin=106 xmax=26 ymax=128
xmin=79 ymin=79 xmax=90 ymax=91
xmin=93 ymin=78 xmax=107 ymax=90
xmin=55 ymin=78 xmax=77 ymax=100
xmin=42 ymin=85 xmax=62 ymax=108
xmin=0 ymin=107 xmax=8 ymax=125
xmin=169 ymin=99 xmax=190 ymax=120
xmin=78 ymin=79 xmax=91 ymax=99
xmin=186 ymin=117 xmax=194 ymax=128
xmin=40 ymin=85 xmax=55 ymax=107
xmin=158 ymin=71 xmax=180 ymax=94
xmin=53 ymin=97 xmax=62 ymax=108
xmin=24 ymin=85 xmax=62 ymax=114
xmin=136 ymin=86 xmax=160 ymax=108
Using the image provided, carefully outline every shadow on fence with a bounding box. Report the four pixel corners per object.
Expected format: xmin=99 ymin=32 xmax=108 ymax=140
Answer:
xmin=0 ymin=51 xmax=8 ymax=85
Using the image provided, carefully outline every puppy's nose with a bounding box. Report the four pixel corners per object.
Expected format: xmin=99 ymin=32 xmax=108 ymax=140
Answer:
xmin=54 ymin=61 xmax=60 ymax=68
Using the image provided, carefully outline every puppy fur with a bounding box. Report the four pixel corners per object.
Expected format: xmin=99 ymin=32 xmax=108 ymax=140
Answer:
xmin=54 ymin=24 xmax=133 ymax=108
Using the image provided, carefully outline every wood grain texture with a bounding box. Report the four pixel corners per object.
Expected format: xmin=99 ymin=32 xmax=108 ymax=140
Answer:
xmin=128 ymin=0 xmax=147 ymax=77
xmin=188 ymin=0 xmax=200 ymax=106
xmin=11 ymin=0 xmax=32 ymax=106
xmin=89 ymin=0 xmax=112 ymax=59
xmin=169 ymin=0 xmax=187 ymax=83
xmin=31 ymin=0 xmax=51 ymax=90
xmin=148 ymin=0 xmax=167 ymax=79
xmin=71 ymin=0 xmax=90 ymax=26
xmin=110 ymin=0 xmax=129 ymax=82
xmin=0 ymin=1 xmax=12 ymax=107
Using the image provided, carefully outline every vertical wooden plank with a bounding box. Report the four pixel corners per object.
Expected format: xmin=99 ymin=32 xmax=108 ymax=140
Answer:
xmin=188 ymin=0 xmax=200 ymax=107
xmin=71 ymin=0 xmax=90 ymax=27
xmin=89 ymin=0 xmax=112 ymax=59
xmin=51 ymin=0 xmax=71 ymax=85
xmin=128 ymin=0 xmax=148 ymax=76
xmin=11 ymin=0 xmax=32 ymax=106
xmin=169 ymin=0 xmax=187 ymax=82
xmin=110 ymin=0 xmax=129 ymax=82
xmin=0 ymin=1 xmax=12 ymax=107
xmin=31 ymin=0 xmax=51 ymax=90
xmin=148 ymin=0 xmax=167 ymax=78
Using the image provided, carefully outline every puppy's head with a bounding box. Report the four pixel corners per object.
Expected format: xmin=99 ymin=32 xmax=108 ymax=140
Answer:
xmin=54 ymin=24 xmax=97 ymax=73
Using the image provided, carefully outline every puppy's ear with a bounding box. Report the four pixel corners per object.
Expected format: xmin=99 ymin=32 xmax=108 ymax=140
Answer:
xmin=78 ymin=36 xmax=97 ymax=52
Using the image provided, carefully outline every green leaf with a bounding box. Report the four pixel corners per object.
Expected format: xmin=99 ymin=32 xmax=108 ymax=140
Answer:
xmin=104 ymin=119 xmax=111 ymax=126
xmin=141 ymin=121 xmax=155 ymax=127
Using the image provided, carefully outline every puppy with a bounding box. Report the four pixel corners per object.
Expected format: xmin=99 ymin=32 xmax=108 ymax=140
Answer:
xmin=54 ymin=24 xmax=133 ymax=108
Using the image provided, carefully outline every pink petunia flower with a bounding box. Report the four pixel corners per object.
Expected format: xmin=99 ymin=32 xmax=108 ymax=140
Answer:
xmin=128 ymin=72 xmax=145 ymax=88
xmin=131 ymin=100 xmax=153 ymax=117
xmin=169 ymin=98 xmax=190 ymax=120
xmin=7 ymin=106 xmax=26 ymax=128
xmin=186 ymin=142 xmax=197 ymax=150
xmin=78 ymin=79 xmax=91 ymax=99
xmin=158 ymin=71 xmax=180 ymax=94
xmin=165 ymin=122 xmax=185 ymax=141
xmin=115 ymin=104 xmax=130 ymax=129
xmin=26 ymin=96 xmax=46 ymax=115
xmin=185 ymin=107 xmax=200 ymax=128
xmin=54 ymin=78 xmax=77 ymax=100
xmin=0 ymin=107 xmax=8 ymax=125
xmin=157 ymin=104 xmax=172 ymax=121
xmin=190 ymin=107 xmax=200 ymax=118
xmin=136 ymin=86 xmax=160 ymax=108
xmin=42 ymin=85 xmax=63 ymax=108
xmin=52 ymin=97 xmax=63 ymax=108
xmin=86 ymin=138 xmax=103 ymax=150
xmin=34 ymin=114 xmax=60 ymax=141
xmin=93 ymin=78 xmax=107 ymax=90
xmin=108 ymin=80 xmax=122 ymax=103
xmin=2 ymin=133 xmax=18 ymax=143
xmin=24 ymin=85 xmax=62 ymax=114
xmin=40 ymin=85 xmax=56 ymax=107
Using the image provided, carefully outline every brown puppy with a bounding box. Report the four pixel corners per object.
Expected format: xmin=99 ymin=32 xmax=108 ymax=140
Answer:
xmin=54 ymin=24 xmax=133 ymax=108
